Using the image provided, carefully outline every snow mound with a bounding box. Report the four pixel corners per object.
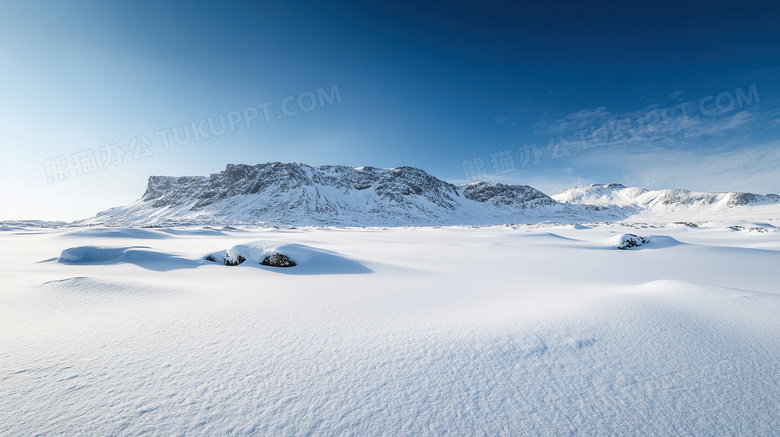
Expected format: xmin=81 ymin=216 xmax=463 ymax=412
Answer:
xmin=58 ymin=246 xmax=200 ymax=271
xmin=646 ymin=235 xmax=685 ymax=248
xmin=61 ymin=228 xmax=169 ymax=239
xmin=608 ymin=234 xmax=684 ymax=250
xmin=205 ymin=241 xmax=371 ymax=274
xmin=60 ymin=227 xmax=235 ymax=239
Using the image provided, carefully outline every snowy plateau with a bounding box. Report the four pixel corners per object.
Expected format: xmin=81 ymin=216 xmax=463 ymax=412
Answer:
xmin=2 ymin=162 xmax=780 ymax=436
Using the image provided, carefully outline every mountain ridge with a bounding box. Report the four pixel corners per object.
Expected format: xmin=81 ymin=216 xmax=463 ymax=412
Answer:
xmin=553 ymin=183 xmax=780 ymax=209
xmin=83 ymin=162 xmax=779 ymax=227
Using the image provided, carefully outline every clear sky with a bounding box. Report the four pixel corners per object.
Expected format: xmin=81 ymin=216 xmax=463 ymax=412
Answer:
xmin=2 ymin=0 xmax=779 ymax=220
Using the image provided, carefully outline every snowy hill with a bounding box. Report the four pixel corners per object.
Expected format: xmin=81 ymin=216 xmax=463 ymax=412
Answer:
xmin=83 ymin=164 xmax=780 ymax=227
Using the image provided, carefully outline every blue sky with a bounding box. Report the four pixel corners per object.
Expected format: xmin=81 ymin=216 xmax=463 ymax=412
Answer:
xmin=1 ymin=0 xmax=779 ymax=220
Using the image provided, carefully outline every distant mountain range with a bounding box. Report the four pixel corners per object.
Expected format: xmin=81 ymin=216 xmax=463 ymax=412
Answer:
xmin=81 ymin=162 xmax=780 ymax=226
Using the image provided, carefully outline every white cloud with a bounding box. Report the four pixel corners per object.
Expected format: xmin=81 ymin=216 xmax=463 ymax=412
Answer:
xmin=668 ymin=90 xmax=683 ymax=100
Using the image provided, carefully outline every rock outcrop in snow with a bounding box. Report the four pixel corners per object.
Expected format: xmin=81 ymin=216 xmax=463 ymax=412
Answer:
xmin=614 ymin=234 xmax=649 ymax=250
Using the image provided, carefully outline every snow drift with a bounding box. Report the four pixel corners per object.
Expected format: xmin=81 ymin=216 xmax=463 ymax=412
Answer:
xmin=204 ymin=241 xmax=372 ymax=274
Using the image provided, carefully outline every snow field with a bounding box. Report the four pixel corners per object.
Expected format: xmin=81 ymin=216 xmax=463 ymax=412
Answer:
xmin=1 ymin=222 xmax=779 ymax=435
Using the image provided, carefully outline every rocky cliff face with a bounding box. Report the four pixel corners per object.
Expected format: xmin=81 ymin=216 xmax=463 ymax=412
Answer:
xmin=462 ymin=182 xmax=557 ymax=208
xmin=140 ymin=163 xmax=461 ymax=212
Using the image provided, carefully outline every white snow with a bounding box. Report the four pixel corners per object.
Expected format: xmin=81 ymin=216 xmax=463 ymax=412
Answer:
xmin=1 ymin=221 xmax=779 ymax=435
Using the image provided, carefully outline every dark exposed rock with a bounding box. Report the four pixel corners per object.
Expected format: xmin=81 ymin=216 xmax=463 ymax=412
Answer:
xmin=617 ymin=234 xmax=648 ymax=249
xmin=225 ymin=255 xmax=246 ymax=266
xmin=261 ymin=253 xmax=296 ymax=267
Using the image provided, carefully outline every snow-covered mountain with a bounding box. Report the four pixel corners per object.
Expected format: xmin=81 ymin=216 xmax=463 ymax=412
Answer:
xmin=553 ymin=183 xmax=780 ymax=218
xmin=88 ymin=163 xmax=580 ymax=226
xmin=84 ymin=163 xmax=780 ymax=226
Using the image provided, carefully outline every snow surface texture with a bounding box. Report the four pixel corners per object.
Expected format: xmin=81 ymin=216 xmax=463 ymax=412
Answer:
xmin=2 ymin=221 xmax=780 ymax=435
xmin=77 ymin=162 xmax=780 ymax=226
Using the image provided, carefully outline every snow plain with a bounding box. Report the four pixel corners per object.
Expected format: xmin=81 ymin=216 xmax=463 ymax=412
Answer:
xmin=1 ymin=220 xmax=779 ymax=435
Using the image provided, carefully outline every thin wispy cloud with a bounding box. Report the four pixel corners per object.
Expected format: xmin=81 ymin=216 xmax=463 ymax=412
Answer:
xmin=571 ymin=140 xmax=780 ymax=194
xmin=535 ymin=85 xmax=766 ymax=153
xmin=492 ymin=97 xmax=549 ymax=129
xmin=749 ymin=65 xmax=780 ymax=78
xmin=489 ymin=84 xmax=778 ymax=193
